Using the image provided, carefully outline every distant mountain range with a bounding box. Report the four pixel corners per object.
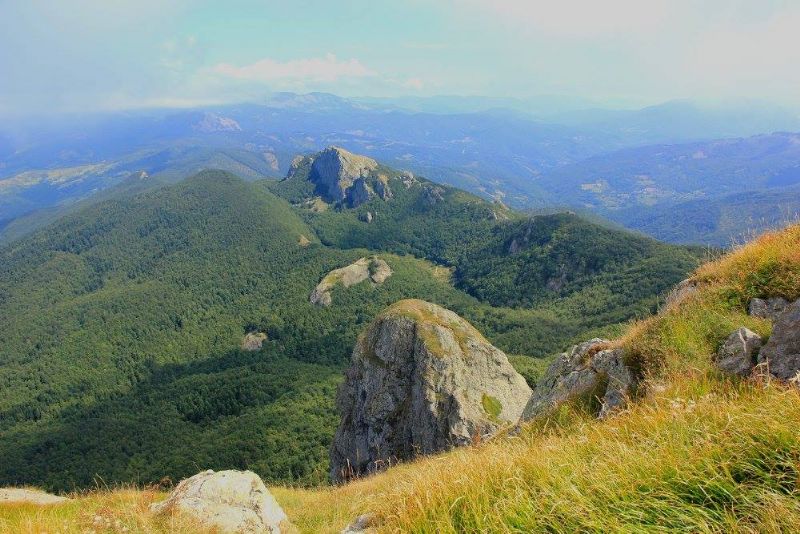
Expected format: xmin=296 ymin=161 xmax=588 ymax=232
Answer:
xmin=1 ymin=92 xmax=799 ymax=246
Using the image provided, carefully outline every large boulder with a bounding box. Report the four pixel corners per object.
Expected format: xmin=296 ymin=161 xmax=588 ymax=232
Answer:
xmin=309 ymin=147 xmax=378 ymax=205
xmin=522 ymin=339 xmax=638 ymax=421
xmin=310 ymin=257 xmax=392 ymax=307
xmin=758 ymin=299 xmax=800 ymax=381
xmin=330 ymin=299 xmax=531 ymax=482
xmin=714 ymin=327 xmax=762 ymax=376
xmin=150 ymin=470 xmax=289 ymax=533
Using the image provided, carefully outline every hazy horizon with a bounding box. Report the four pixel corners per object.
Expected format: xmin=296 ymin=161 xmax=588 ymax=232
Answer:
xmin=2 ymin=1 xmax=800 ymax=118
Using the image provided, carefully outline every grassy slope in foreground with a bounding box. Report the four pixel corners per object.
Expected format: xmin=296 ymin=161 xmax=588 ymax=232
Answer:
xmin=278 ymin=223 xmax=800 ymax=532
xmin=3 ymin=225 xmax=799 ymax=533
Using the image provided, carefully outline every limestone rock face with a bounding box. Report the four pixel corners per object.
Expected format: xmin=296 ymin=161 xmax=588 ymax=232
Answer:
xmin=0 ymin=488 xmax=70 ymax=505
xmin=522 ymin=339 xmax=638 ymax=421
xmin=309 ymin=147 xmax=378 ymax=205
xmin=715 ymin=327 xmax=762 ymax=376
xmin=758 ymin=299 xmax=800 ymax=381
xmin=330 ymin=299 xmax=531 ymax=482
xmin=150 ymin=470 xmax=288 ymax=533
xmin=310 ymin=257 xmax=392 ymax=307
xmin=748 ymin=297 xmax=789 ymax=321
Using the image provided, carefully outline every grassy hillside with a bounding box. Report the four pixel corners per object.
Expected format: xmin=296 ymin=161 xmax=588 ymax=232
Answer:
xmin=267 ymin=223 xmax=800 ymax=532
xmin=4 ymin=224 xmax=798 ymax=533
xmin=0 ymin=168 xmax=699 ymax=493
xmin=268 ymin=161 xmax=702 ymax=312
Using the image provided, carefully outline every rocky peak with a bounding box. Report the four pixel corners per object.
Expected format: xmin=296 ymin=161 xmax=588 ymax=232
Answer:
xmin=329 ymin=299 xmax=531 ymax=482
xmin=309 ymin=146 xmax=378 ymax=205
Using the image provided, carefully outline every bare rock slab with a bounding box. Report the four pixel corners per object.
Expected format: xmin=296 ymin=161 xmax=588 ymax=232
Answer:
xmin=330 ymin=299 xmax=531 ymax=482
xmin=0 ymin=488 xmax=70 ymax=505
xmin=150 ymin=470 xmax=289 ymax=533
xmin=310 ymin=257 xmax=392 ymax=306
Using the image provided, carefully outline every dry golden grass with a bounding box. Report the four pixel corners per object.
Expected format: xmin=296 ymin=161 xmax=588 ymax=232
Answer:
xmin=0 ymin=488 xmax=214 ymax=533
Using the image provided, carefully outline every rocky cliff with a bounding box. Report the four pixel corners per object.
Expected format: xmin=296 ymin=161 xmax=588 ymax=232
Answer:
xmin=308 ymin=147 xmax=379 ymax=206
xmin=329 ymin=299 xmax=531 ymax=482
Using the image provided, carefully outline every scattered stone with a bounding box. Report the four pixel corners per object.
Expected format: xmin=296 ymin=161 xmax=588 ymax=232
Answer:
xmin=341 ymin=513 xmax=376 ymax=533
xmin=715 ymin=327 xmax=762 ymax=376
xmin=0 ymin=488 xmax=70 ymax=505
xmin=297 ymin=234 xmax=311 ymax=247
xmin=522 ymin=339 xmax=638 ymax=421
xmin=748 ymin=297 xmax=789 ymax=321
xmin=359 ymin=212 xmax=374 ymax=224
xmin=758 ymin=299 xmax=800 ymax=381
xmin=150 ymin=470 xmax=289 ymax=533
xmin=310 ymin=257 xmax=392 ymax=307
xmin=242 ymin=332 xmax=268 ymax=352
xmin=330 ymin=299 xmax=531 ymax=482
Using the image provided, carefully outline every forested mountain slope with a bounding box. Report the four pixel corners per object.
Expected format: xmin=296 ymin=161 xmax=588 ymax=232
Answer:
xmin=0 ymin=160 xmax=700 ymax=492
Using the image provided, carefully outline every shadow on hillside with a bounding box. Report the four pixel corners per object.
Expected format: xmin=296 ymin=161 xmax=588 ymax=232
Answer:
xmin=0 ymin=348 xmax=342 ymax=492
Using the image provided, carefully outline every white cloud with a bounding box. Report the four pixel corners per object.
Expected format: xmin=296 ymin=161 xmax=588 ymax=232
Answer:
xmin=403 ymin=77 xmax=425 ymax=90
xmin=212 ymin=53 xmax=376 ymax=83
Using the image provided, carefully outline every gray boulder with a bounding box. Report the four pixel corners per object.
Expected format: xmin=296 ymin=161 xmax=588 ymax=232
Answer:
xmin=748 ymin=297 xmax=789 ymax=321
xmin=330 ymin=299 xmax=531 ymax=482
xmin=150 ymin=469 xmax=289 ymax=533
xmin=758 ymin=299 xmax=800 ymax=381
xmin=522 ymin=339 xmax=638 ymax=421
xmin=715 ymin=327 xmax=762 ymax=376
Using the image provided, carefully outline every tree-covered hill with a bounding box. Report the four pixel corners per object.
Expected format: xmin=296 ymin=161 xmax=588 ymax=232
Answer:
xmin=0 ymin=164 xmax=700 ymax=492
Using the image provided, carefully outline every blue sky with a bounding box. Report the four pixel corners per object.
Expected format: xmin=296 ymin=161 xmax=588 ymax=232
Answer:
xmin=1 ymin=0 xmax=799 ymax=116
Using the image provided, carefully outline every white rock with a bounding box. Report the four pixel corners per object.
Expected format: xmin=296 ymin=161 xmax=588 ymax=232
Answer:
xmin=150 ymin=470 xmax=289 ymax=533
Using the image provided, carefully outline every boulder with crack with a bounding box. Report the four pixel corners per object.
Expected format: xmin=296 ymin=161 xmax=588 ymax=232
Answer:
xmin=330 ymin=299 xmax=531 ymax=482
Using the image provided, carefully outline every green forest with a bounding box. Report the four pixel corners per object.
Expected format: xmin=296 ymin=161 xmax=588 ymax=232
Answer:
xmin=0 ymin=167 xmax=702 ymax=492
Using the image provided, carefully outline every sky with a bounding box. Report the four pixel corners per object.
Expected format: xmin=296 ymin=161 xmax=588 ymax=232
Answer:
xmin=1 ymin=0 xmax=799 ymax=116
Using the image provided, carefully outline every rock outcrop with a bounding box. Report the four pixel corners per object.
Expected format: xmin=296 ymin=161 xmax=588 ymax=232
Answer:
xmin=330 ymin=299 xmax=531 ymax=482
xmin=758 ymin=299 xmax=800 ymax=381
xmin=748 ymin=297 xmax=789 ymax=321
xmin=522 ymin=339 xmax=638 ymax=421
xmin=242 ymin=332 xmax=267 ymax=351
xmin=714 ymin=327 xmax=762 ymax=376
xmin=310 ymin=257 xmax=392 ymax=307
xmin=309 ymin=147 xmax=378 ymax=206
xmin=150 ymin=470 xmax=289 ymax=533
xmin=0 ymin=488 xmax=70 ymax=505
